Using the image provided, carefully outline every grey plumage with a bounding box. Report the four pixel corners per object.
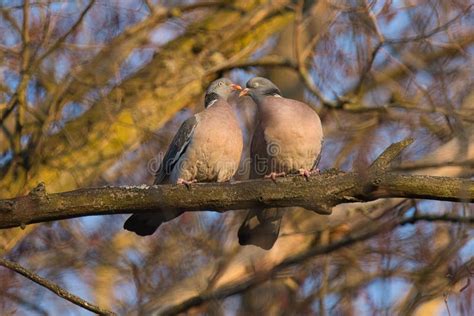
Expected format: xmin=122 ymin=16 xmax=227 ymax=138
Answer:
xmin=124 ymin=78 xmax=243 ymax=236
xmin=238 ymin=77 xmax=324 ymax=249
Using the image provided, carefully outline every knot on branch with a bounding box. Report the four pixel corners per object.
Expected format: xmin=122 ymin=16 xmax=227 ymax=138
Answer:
xmin=312 ymin=204 xmax=333 ymax=215
xmin=29 ymin=182 xmax=48 ymax=200
xmin=372 ymin=178 xmax=383 ymax=186
xmin=0 ymin=200 xmax=14 ymax=213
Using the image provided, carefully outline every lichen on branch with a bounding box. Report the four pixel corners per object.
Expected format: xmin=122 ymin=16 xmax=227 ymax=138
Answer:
xmin=0 ymin=138 xmax=473 ymax=230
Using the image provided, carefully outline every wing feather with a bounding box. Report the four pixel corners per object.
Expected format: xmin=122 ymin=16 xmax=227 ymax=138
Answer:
xmin=154 ymin=115 xmax=198 ymax=184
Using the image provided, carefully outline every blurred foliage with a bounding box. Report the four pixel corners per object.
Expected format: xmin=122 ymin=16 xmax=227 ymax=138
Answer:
xmin=0 ymin=0 xmax=473 ymax=315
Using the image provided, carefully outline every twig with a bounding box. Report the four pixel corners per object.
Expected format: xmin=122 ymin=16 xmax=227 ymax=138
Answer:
xmin=0 ymin=258 xmax=116 ymax=315
xmin=384 ymin=4 xmax=474 ymax=45
xmin=369 ymin=138 xmax=414 ymax=171
xmin=208 ymin=55 xmax=297 ymax=74
xmin=400 ymin=214 xmax=474 ymax=225
xmin=292 ymin=0 xmax=336 ymax=108
xmin=301 ymin=12 xmax=340 ymax=61
xmin=0 ymin=8 xmax=21 ymax=34
xmin=395 ymin=159 xmax=474 ymax=172
xmin=33 ymin=0 xmax=96 ymax=68
xmin=2 ymin=292 xmax=49 ymax=316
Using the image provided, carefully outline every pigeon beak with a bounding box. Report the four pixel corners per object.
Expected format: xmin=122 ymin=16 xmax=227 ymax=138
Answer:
xmin=230 ymin=83 xmax=242 ymax=91
xmin=239 ymin=88 xmax=249 ymax=97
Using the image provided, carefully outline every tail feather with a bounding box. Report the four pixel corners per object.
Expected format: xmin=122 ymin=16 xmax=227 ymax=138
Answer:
xmin=238 ymin=209 xmax=282 ymax=250
xmin=123 ymin=210 xmax=183 ymax=236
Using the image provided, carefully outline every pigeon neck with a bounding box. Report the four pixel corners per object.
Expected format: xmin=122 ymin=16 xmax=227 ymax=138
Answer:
xmin=250 ymin=88 xmax=281 ymax=102
xmin=265 ymin=88 xmax=282 ymax=98
xmin=250 ymin=90 xmax=281 ymax=106
xmin=204 ymin=92 xmax=221 ymax=108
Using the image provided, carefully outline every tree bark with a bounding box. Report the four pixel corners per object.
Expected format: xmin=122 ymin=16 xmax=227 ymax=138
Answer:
xmin=1 ymin=139 xmax=473 ymax=230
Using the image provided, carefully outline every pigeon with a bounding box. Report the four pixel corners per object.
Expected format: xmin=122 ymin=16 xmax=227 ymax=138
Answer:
xmin=238 ymin=77 xmax=324 ymax=249
xmin=124 ymin=78 xmax=243 ymax=236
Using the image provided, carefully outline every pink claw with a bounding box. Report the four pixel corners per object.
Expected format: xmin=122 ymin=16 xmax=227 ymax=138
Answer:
xmin=299 ymin=169 xmax=311 ymax=181
xmin=264 ymin=172 xmax=286 ymax=183
xmin=177 ymin=178 xmax=197 ymax=189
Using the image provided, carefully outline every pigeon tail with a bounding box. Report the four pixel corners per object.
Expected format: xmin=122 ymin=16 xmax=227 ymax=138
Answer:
xmin=123 ymin=210 xmax=183 ymax=236
xmin=238 ymin=210 xmax=282 ymax=250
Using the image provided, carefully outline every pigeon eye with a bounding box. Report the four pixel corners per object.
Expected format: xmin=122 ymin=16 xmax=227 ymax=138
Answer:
xmin=218 ymin=82 xmax=224 ymax=87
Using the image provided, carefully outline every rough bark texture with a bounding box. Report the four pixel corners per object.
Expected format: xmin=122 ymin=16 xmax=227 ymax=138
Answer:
xmin=1 ymin=139 xmax=473 ymax=230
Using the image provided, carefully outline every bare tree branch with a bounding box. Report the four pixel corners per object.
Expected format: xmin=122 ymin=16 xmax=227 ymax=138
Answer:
xmin=2 ymin=292 xmax=49 ymax=316
xmin=33 ymin=0 xmax=96 ymax=67
xmin=0 ymin=258 xmax=116 ymax=315
xmin=0 ymin=138 xmax=473 ymax=230
xmin=395 ymin=159 xmax=474 ymax=172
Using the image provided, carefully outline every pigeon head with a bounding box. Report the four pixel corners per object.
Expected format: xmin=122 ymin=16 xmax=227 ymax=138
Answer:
xmin=204 ymin=78 xmax=241 ymax=108
xmin=239 ymin=77 xmax=282 ymax=100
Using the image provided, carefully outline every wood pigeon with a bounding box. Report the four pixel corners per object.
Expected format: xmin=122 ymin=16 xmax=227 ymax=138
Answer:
xmin=238 ymin=77 xmax=324 ymax=249
xmin=124 ymin=78 xmax=244 ymax=236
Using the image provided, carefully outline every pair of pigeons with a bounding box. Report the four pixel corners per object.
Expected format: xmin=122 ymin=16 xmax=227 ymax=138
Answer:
xmin=124 ymin=77 xmax=324 ymax=250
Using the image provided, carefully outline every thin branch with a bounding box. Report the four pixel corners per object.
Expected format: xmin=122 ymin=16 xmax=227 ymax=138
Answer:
xmin=395 ymin=159 xmax=474 ymax=172
xmin=0 ymin=94 xmax=18 ymax=126
xmin=13 ymin=2 xmax=31 ymax=156
xmin=1 ymin=122 xmax=15 ymax=151
xmin=209 ymin=55 xmax=297 ymax=74
xmin=384 ymin=4 xmax=474 ymax=45
xmin=290 ymin=0 xmax=337 ymax=108
xmin=351 ymin=0 xmax=385 ymax=95
xmin=301 ymin=12 xmax=340 ymax=61
xmin=0 ymin=258 xmax=116 ymax=315
xmin=400 ymin=214 xmax=474 ymax=225
xmin=369 ymin=138 xmax=413 ymax=171
xmin=33 ymin=0 xmax=96 ymax=67
xmin=0 ymin=8 xmax=21 ymax=34
xmin=2 ymin=292 xmax=49 ymax=316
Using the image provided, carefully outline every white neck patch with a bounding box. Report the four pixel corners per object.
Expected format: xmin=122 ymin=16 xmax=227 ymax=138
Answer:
xmin=273 ymin=94 xmax=282 ymax=98
xmin=207 ymin=99 xmax=218 ymax=108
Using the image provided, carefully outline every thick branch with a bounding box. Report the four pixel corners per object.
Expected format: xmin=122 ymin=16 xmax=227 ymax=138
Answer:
xmin=0 ymin=170 xmax=473 ymax=230
xmin=0 ymin=139 xmax=473 ymax=230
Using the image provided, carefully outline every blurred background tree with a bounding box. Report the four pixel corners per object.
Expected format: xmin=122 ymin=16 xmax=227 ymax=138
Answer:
xmin=0 ymin=0 xmax=473 ymax=315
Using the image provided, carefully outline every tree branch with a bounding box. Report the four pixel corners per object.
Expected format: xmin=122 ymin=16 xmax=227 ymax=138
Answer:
xmin=0 ymin=139 xmax=473 ymax=230
xmin=0 ymin=258 xmax=115 ymax=315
